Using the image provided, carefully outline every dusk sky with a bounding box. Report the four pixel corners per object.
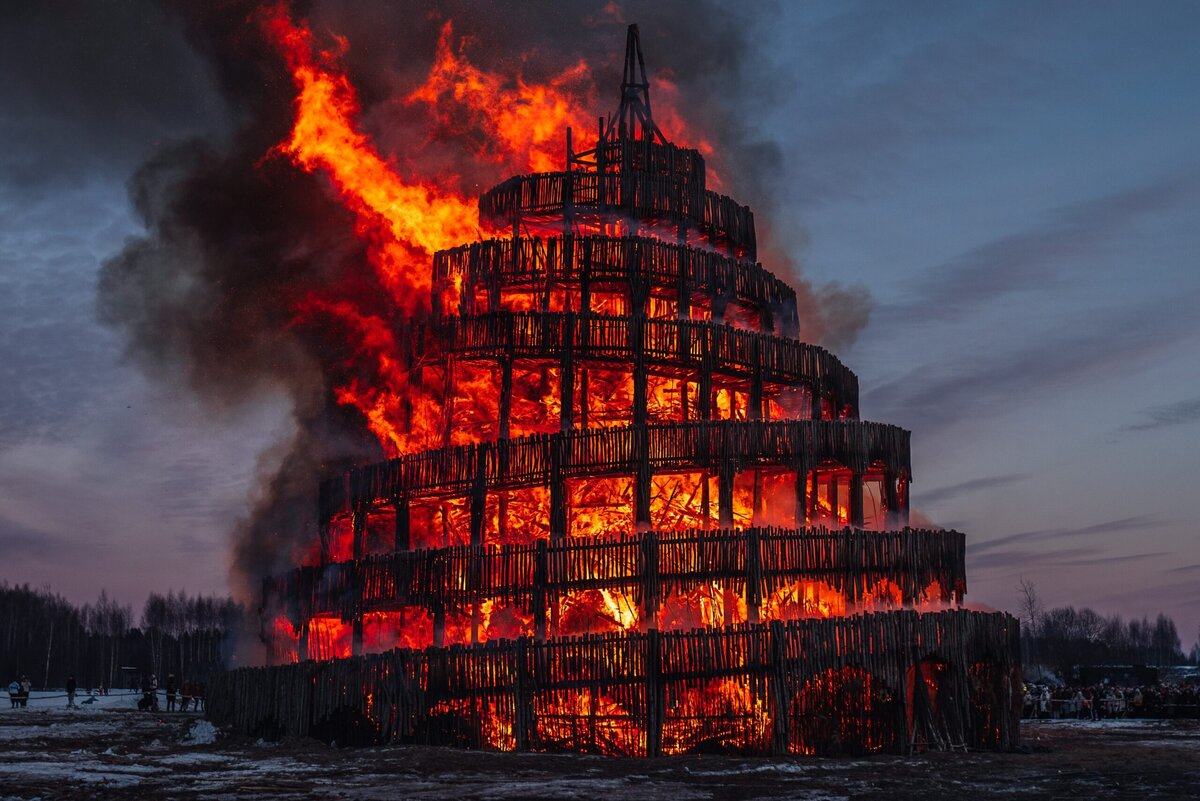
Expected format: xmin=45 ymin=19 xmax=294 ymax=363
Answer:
xmin=2 ymin=2 xmax=1197 ymax=646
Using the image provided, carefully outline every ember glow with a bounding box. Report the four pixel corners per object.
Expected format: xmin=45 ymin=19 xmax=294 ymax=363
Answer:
xmin=220 ymin=14 xmax=1020 ymax=759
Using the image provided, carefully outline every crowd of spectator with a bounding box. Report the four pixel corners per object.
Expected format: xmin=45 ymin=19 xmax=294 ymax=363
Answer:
xmin=1023 ymin=681 xmax=1200 ymax=720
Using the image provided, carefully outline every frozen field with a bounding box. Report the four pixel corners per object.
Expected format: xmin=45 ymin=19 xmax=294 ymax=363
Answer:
xmin=2 ymin=693 xmax=1199 ymax=800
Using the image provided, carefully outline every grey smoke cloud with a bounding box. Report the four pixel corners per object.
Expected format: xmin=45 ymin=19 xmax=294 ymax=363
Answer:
xmin=91 ymin=0 xmax=868 ymax=603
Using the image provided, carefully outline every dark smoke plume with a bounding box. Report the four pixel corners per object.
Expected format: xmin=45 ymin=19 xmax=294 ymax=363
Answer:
xmin=98 ymin=0 xmax=871 ymax=610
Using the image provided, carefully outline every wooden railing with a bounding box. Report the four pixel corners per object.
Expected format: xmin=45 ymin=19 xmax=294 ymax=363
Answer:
xmin=319 ymin=420 xmax=911 ymax=520
xmin=434 ymin=236 xmax=794 ymax=320
xmin=479 ymin=172 xmax=756 ymax=259
xmin=266 ymin=526 xmax=965 ymax=623
xmin=440 ymin=312 xmax=858 ymax=405
xmin=208 ymin=610 xmax=1021 ymax=756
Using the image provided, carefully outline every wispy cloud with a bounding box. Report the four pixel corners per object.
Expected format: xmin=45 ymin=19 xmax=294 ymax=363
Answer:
xmin=863 ymin=292 xmax=1200 ymax=435
xmin=1122 ymin=397 xmax=1200 ymax=433
xmin=917 ymin=473 xmax=1028 ymax=506
xmin=885 ymin=177 xmax=1199 ymax=323
xmin=969 ymin=515 xmax=1168 ymax=556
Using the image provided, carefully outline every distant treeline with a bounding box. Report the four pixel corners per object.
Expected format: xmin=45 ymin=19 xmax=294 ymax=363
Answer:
xmin=0 ymin=583 xmax=243 ymax=690
xmin=1018 ymin=581 xmax=1199 ymax=680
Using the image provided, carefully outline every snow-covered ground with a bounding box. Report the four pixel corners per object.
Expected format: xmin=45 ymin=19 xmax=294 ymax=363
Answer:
xmin=0 ymin=704 xmax=1198 ymax=800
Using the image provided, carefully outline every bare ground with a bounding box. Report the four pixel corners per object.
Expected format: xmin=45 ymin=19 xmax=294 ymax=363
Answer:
xmin=1 ymin=708 xmax=1198 ymax=800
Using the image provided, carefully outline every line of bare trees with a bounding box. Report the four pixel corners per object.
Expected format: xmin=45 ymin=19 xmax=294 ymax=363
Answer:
xmin=1017 ymin=578 xmax=1198 ymax=681
xmin=0 ymin=583 xmax=243 ymax=690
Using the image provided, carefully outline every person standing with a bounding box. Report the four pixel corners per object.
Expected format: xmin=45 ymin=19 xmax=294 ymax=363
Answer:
xmin=66 ymin=676 xmax=77 ymax=709
xmin=19 ymin=676 xmax=31 ymax=708
xmin=165 ymin=674 xmax=177 ymax=712
xmin=7 ymin=680 xmax=18 ymax=709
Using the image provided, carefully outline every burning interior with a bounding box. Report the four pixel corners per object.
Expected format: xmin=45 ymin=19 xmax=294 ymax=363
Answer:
xmin=208 ymin=22 xmax=1020 ymax=757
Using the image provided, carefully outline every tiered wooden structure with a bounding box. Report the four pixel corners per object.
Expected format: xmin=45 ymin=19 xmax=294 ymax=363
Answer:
xmin=208 ymin=25 xmax=1020 ymax=756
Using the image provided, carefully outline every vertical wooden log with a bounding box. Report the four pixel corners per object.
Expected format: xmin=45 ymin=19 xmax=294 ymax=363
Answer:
xmin=393 ymin=496 xmax=410 ymax=552
xmin=884 ymin=471 xmax=901 ymax=531
xmin=549 ymin=440 xmax=567 ymax=542
xmin=632 ymin=316 xmax=648 ymax=428
xmin=533 ymin=539 xmax=549 ymax=641
xmin=433 ymin=607 xmax=446 ymax=648
xmin=580 ymin=236 xmax=592 ymax=315
xmin=352 ymin=503 xmax=367 ymax=562
xmin=469 ymin=462 xmax=487 ymax=548
xmin=514 ymin=637 xmax=531 ymax=750
xmin=640 ymin=530 xmax=659 ymax=630
xmin=560 ymin=312 xmax=575 ymax=433
xmin=298 ymin=618 xmax=310 ymax=663
xmin=794 ymin=469 xmax=808 ymax=528
xmin=498 ymin=353 xmax=514 ymax=441
xmin=718 ymin=463 xmax=734 ymax=528
xmin=645 ymin=629 xmax=663 ymax=758
xmin=698 ymin=335 xmax=713 ymax=421
xmin=748 ymin=341 xmax=763 ymax=422
xmin=746 ymin=527 xmax=761 ymax=624
xmin=442 ymin=355 xmax=456 ymax=449
xmin=769 ymin=619 xmax=790 ymax=754
xmin=850 ymin=471 xmax=865 ymax=529
xmin=811 ymin=381 xmax=823 ymax=420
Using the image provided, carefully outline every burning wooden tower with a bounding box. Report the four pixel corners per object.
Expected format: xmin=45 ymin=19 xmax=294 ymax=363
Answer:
xmin=209 ymin=25 xmax=1020 ymax=756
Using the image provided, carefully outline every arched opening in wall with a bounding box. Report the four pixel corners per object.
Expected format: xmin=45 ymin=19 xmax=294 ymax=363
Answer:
xmin=426 ymin=695 xmax=517 ymax=751
xmin=510 ymin=362 xmax=562 ymax=437
xmin=760 ymin=580 xmax=846 ymax=622
xmin=662 ymin=676 xmax=771 ymax=755
xmin=658 ymin=582 xmax=747 ymax=631
xmin=650 ymin=471 xmax=715 ymax=531
xmin=806 ymin=464 xmax=851 ymax=527
xmin=409 ymin=496 xmax=471 ymax=550
xmin=734 ymin=468 xmax=797 ymax=527
xmin=534 ymin=688 xmax=645 ymax=756
xmin=790 ymin=666 xmax=898 ymax=756
xmin=906 ymin=656 xmax=950 ymax=751
xmin=535 ymin=690 xmax=648 ymax=757
xmin=307 ymin=616 xmax=352 ymax=661
xmin=487 ymin=486 xmax=551 ymax=545
xmin=555 ymin=588 xmax=640 ymax=635
xmin=567 ymin=476 xmax=633 ymax=539
xmin=768 ymin=384 xmax=813 ymax=421
xmin=577 ymin=365 xmax=634 ymax=427
xmin=451 ymin=361 xmax=500 ymax=445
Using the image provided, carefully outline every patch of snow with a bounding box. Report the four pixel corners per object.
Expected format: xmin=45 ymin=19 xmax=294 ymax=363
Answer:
xmin=181 ymin=720 xmax=217 ymax=746
xmin=685 ymin=762 xmax=812 ymax=776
